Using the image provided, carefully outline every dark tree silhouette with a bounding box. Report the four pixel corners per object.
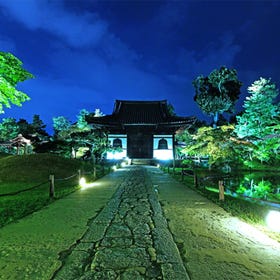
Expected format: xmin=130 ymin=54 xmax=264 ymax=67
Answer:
xmin=193 ymin=66 xmax=242 ymax=127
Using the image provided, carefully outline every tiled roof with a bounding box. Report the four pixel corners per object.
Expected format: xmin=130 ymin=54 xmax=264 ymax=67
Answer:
xmin=87 ymin=100 xmax=193 ymax=126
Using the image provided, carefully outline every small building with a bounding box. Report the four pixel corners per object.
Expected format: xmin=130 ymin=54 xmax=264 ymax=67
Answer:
xmin=87 ymin=100 xmax=194 ymax=161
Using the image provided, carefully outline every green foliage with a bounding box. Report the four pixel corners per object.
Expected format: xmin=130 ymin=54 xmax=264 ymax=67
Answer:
xmin=193 ymin=66 xmax=242 ymax=127
xmin=31 ymin=114 xmax=47 ymax=135
xmin=182 ymin=125 xmax=239 ymax=167
xmin=0 ymin=118 xmax=19 ymax=141
xmin=52 ymin=116 xmax=72 ymax=139
xmin=76 ymin=109 xmax=90 ymax=130
xmin=236 ymin=179 xmax=272 ymax=200
xmin=51 ymin=111 xmax=109 ymax=161
xmin=235 ymin=77 xmax=279 ymax=139
xmin=167 ymin=102 xmax=176 ymax=116
xmin=235 ymin=78 xmax=280 ymax=164
xmin=0 ymin=52 xmax=34 ymax=113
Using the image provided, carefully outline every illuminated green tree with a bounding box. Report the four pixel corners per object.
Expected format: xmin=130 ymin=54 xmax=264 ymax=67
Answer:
xmin=51 ymin=112 xmax=108 ymax=161
xmin=53 ymin=116 xmax=72 ymax=139
xmin=235 ymin=78 xmax=280 ymax=164
xmin=71 ymin=110 xmax=108 ymax=161
xmin=0 ymin=118 xmax=19 ymax=141
xmin=182 ymin=125 xmax=240 ymax=168
xmin=0 ymin=52 xmax=34 ymax=113
xmin=76 ymin=109 xmax=91 ymax=130
xmin=193 ymin=66 xmax=242 ymax=127
xmin=235 ymin=77 xmax=279 ymax=138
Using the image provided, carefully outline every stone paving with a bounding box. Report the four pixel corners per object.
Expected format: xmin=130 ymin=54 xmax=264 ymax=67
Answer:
xmin=51 ymin=166 xmax=189 ymax=280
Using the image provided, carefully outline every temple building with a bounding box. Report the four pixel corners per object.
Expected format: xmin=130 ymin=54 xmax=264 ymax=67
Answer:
xmin=87 ymin=100 xmax=194 ymax=162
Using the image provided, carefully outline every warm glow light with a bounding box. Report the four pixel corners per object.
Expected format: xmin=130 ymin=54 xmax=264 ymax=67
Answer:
xmin=226 ymin=217 xmax=280 ymax=247
xmin=79 ymin=177 xmax=100 ymax=190
xmin=79 ymin=177 xmax=87 ymax=187
xmin=266 ymin=210 xmax=280 ymax=232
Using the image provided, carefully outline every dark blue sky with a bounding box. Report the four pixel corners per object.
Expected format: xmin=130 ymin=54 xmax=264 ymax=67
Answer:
xmin=0 ymin=0 xmax=279 ymax=131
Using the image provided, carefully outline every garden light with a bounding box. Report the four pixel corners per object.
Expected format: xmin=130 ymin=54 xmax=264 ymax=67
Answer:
xmin=79 ymin=177 xmax=87 ymax=187
xmin=266 ymin=210 xmax=280 ymax=232
xmin=79 ymin=177 xmax=100 ymax=190
xmin=226 ymin=217 xmax=280 ymax=247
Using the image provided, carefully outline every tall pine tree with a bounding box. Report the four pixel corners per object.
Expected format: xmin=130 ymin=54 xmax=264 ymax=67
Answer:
xmin=235 ymin=78 xmax=280 ymax=163
xmin=235 ymin=77 xmax=279 ymax=139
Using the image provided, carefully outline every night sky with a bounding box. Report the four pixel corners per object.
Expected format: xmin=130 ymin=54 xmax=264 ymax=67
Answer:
xmin=1 ymin=0 xmax=280 ymax=132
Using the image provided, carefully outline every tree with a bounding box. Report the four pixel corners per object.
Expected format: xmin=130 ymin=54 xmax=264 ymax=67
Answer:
xmin=0 ymin=118 xmax=19 ymax=141
xmin=53 ymin=116 xmax=72 ymax=139
xmin=235 ymin=77 xmax=279 ymax=138
xmin=182 ymin=125 xmax=240 ymax=168
xmin=71 ymin=110 xmax=108 ymax=161
xmin=17 ymin=118 xmax=31 ymax=137
xmin=193 ymin=66 xmax=242 ymax=127
xmin=31 ymin=114 xmax=48 ymax=136
xmin=0 ymin=52 xmax=34 ymax=113
xmin=167 ymin=102 xmax=176 ymax=116
xmin=76 ymin=109 xmax=91 ymax=130
xmin=235 ymin=77 xmax=280 ymax=164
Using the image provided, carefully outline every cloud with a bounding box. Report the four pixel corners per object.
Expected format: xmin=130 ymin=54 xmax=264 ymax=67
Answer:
xmin=0 ymin=0 xmax=107 ymax=48
xmin=153 ymin=0 xmax=188 ymax=31
xmin=171 ymin=32 xmax=241 ymax=83
xmin=0 ymin=36 xmax=16 ymax=52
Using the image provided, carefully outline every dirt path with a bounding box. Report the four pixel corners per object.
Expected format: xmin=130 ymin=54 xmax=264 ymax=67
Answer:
xmin=147 ymin=166 xmax=280 ymax=280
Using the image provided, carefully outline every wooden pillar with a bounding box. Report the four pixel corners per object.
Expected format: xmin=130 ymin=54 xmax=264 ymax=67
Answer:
xmin=49 ymin=174 xmax=55 ymax=198
xmin=172 ymin=134 xmax=176 ymax=171
xmin=219 ymin=180 xmax=224 ymax=201
xmin=194 ymin=174 xmax=198 ymax=188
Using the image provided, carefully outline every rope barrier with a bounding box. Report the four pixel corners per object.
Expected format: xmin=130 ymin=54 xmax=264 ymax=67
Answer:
xmin=0 ymin=181 xmax=49 ymax=197
xmin=55 ymin=173 xmax=78 ymax=181
xmin=0 ymin=170 xmax=81 ymax=197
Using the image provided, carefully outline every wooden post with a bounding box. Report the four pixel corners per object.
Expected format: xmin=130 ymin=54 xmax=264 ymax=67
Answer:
xmin=78 ymin=169 xmax=81 ymax=181
xmin=219 ymin=180 xmax=224 ymax=201
xmin=49 ymin=174 xmax=55 ymax=198
xmin=93 ymin=167 xmax=96 ymax=178
xmin=194 ymin=174 xmax=198 ymax=188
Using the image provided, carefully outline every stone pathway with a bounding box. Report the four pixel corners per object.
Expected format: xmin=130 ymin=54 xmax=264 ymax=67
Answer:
xmin=52 ymin=166 xmax=189 ymax=280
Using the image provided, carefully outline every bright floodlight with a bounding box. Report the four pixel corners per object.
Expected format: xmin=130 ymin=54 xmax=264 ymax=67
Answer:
xmin=266 ymin=210 xmax=280 ymax=232
xmin=79 ymin=177 xmax=87 ymax=187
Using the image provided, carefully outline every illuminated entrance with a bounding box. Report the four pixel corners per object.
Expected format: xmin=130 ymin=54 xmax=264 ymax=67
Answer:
xmin=87 ymin=100 xmax=194 ymax=161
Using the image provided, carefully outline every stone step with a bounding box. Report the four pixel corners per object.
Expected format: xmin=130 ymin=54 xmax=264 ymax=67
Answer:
xmin=131 ymin=158 xmax=154 ymax=165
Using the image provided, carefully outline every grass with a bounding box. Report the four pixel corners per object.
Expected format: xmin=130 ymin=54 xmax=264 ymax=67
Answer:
xmin=0 ymin=153 xmax=109 ymax=228
xmin=161 ymin=166 xmax=280 ymax=242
